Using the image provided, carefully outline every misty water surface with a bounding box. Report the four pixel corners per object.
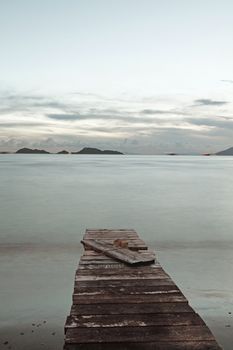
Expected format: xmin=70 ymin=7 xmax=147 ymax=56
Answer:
xmin=0 ymin=155 xmax=233 ymax=349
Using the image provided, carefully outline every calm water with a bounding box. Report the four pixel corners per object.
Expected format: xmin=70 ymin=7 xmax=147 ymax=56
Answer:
xmin=0 ymin=155 xmax=233 ymax=349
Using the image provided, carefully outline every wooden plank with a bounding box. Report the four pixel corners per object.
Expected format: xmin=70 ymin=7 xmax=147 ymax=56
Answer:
xmin=73 ymin=293 xmax=186 ymax=304
xmin=84 ymin=236 xmax=141 ymax=242
xmin=75 ymin=278 xmax=175 ymax=288
xmin=81 ymin=251 xmax=155 ymax=260
xmin=85 ymin=229 xmax=139 ymax=237
xmin=76 ymin=267 xmax=164 ymax=276
xmin=82 ymin=251 xmax=107 ymax=257
xmin=74 ymin=285 xmax=179 ymax=296
xmin=82 ymin=249 xmax=155 ymax=256
xmin=78 ymin=262 xmax=161 ymax=269
xmin=75 ymin=266 xmax=169 ymax=280
xmin=84 ymin=234 xmax=139 ymax=240
xmin=84 ymin=244 xmax=148 ymax=252
xmin=65 ymin=313 xmax=204 ymax=329
xmin=79 ymin=262 xmax=130 ymax=268
xmin=85 ymin=228 xmax=137 ymax=232
xmin=64 ymin=341 xmax=221 ymax=350
xmin=65 ymin=325 xmax=215 ymax=343
xmin=75 ymin=274 xmax=170 ymax=281
xmin=70 ymin=302 xmax=191 ymax=315
xmin=81 ymin=239 xmax=154 ymax=265
xmin=84 ymin=237 xmax=147 ymax=247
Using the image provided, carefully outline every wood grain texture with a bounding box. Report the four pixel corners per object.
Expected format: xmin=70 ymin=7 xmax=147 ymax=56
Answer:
xmin=74 ymin=278 xmax=174 ymax=288
xmin=73 ymin=293 xmax=186 ymax=305
xmin=70 ymin=302 xmax=192 ymax=315
xmin=64 ymin=342 xmax=221 ymax=350
xmin=65 ymin=325 xmax=215 ymax=343
xmin=65 ymin=313 xmax=204 ymax=329
xmin=74 ymin=284 xmax=180 ymax=295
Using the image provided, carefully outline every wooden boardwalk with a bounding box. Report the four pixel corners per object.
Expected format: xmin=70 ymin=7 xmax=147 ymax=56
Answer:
xmin=64 ymin=229 xmax=222 ymax=350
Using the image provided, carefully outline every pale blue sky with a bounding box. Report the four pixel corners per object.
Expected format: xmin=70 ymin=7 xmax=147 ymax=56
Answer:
xmin=0 ymin=0 xmax=233 ymax=153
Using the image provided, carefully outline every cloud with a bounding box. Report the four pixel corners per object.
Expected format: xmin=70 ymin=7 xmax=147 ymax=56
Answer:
xmin=47 ymin=113 xmax=81 ymax=121
xmin=47 ymin=104 xmax=190 ymax=125
xmin=0 ymin=91 xmax=69 ymax=115
xmin=221 ymin=80 xmax=233 ymax=84
xmin=47 ymin=112 xmax=142 ymax=123
xmin=141 ymin=109 xmax=172 ymax=115
xmin=0 ymin=122 xmax=48 ymax=128
xmin=186 ymin=117 xmax=233 ymax=129
xmin=140 ymin=109 xmax=188 ymax=116
xmin=194 ymin=99 xmax=228 ymax=106
xmin=1 ymin=88 xmax=233 ymax=154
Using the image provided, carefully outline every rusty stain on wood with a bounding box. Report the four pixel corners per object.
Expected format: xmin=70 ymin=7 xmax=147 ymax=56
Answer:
xmin=64 ymin=229 xmax=222 ymax=350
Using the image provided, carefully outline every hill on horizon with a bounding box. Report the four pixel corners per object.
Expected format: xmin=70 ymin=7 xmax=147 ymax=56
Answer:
xmin=215 ymin=146 xmax=233 ymax=155
xmin=16 ymin=147 xmax=50 ymax=154
xmin=14 ymin=147 xmax=123 ymax=155
xmin=72 ymin=147 xmax=123 ymax=155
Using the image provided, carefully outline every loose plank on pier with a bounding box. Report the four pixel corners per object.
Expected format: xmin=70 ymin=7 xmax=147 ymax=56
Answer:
xmin=81 ymin=239 xmax=154 ymax=265
xmin=64 ymin=229 xmax=222 ymax=350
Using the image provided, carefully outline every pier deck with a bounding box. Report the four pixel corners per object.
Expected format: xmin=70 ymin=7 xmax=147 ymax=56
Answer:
xmin=64 ymin=229 xmax=221 ymax=350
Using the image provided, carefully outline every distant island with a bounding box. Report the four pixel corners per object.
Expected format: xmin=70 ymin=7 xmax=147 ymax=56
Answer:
xmin=57 ymin=150 xmax=69 ymax=154
xmin=72 ymin=147 xmax=123 ymax=155
xmin=2 ymin=146 xmax=232 ymax=155
xmin=12 ymin=147 xmax=123 ymax=155
xmin=215 ymin=147 xmax=233 ymax=156
xmin=16 ymin=148 xmax=50 ymax=154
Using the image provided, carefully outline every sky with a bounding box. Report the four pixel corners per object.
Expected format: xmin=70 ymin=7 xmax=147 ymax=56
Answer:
xmin=0 ymin=0 xmax=233 ymax=154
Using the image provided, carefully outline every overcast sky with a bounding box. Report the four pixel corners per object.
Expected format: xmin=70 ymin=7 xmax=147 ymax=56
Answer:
xmin=1 ymin=0 xmax=233 ymax=153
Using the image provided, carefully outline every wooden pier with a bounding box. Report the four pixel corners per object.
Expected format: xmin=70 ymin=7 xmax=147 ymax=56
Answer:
xmin=64 ymin=229 xmax=222 ymax=350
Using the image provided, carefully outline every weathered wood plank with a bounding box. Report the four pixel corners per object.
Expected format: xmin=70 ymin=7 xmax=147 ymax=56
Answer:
xmin=85 ymin=229 xmax=138 ymax=235
xmin=75 ymin=274 xmax=170 ymax=281
xmin=76 ymin=267 xmax=164 ymax=276
xmin=81 ymin=239 xmax=154 ymax=264
xmin=84 ymin=237 xmax=148 ymax=248
xmin=64 ymin=341 xmax=221 ymax=350
xmin=74 ymin=285 xmax=179 ymax=296
xmin=84 ymin=243 xmax=148 ymax=252
xmin=65 ymin=325 xmax=215 ymax=343
xmin=82 ymin=249 xmax=155 ymax=255
xmin=78 ymin=262 xmax=161 ymax=269
xmin=84 ymin=237 xmax=144 ymax=243
xmin=75 ymin=274 xmax=166 ymax=282
xmin=70 ymin=302 xmax=191 ymax=315
xmin=81 ymin=250 xmax=155 ymax=259
xmin=65 ymin=313 xmax=204 ymax=329
xmin=73 ymin=293 xmax=186 ymax=304
xmin=83 ymin=238 xmax=143 ymax=243
xmin=74 ymin=278 xmax=175 ymax=288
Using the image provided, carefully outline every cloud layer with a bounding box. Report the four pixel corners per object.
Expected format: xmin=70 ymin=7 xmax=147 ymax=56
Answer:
xmin=0 ymin=89 xmax=233 ymax=154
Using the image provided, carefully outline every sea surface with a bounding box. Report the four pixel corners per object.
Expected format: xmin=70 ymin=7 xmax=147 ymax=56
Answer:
xmin=0 ymin=155 xmax=233 ymax=349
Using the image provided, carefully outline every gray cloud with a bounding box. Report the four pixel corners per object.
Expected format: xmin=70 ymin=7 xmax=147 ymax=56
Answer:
xmin=140 ymin=109 xmax=187 ymax=116
xmin=1 ymin=88 xmax=233 ymax=154
xmin=141 ymin=109 xmax=172 ymax=115
xmin=47 ymin=112 xmax=140 ymax=123
xmin=0 ymin=122 xmax=48 ymax=128
xmin=186 ymin=117 xmax=233 ymax=129
xmin=194 ymin=99 xmax=228 ymax=106
xmin=221 ymin=80 xmax=233 ymax=84
xmin=0 ymin=91 xmax=69 ymax=115
xmin=47 ymin=112 xmax=185 ymax=126
xmin=47 ymin=113 xmax=82 ymax=121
